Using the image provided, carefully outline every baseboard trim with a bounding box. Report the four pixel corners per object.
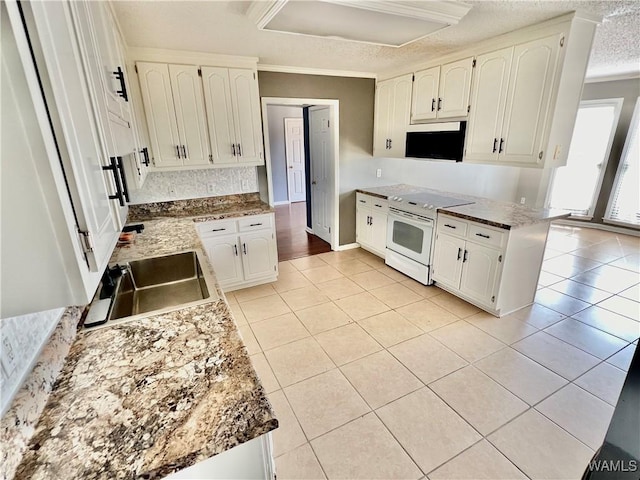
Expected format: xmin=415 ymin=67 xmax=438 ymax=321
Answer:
xmin=305 ymin=227 xmax=314 ymax=235
xmin=553 ymin=219 xmax=640 ymax=237
xmin=336 ymin=243 xmax=360 ymax=251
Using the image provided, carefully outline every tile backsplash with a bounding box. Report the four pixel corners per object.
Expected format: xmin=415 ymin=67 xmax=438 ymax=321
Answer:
xmin=130 ymin=167 xmax=259 ymax=204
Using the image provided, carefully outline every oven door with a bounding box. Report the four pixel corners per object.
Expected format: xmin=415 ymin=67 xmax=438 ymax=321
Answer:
xmin=386 ymin=209 xmax=434 ymax=265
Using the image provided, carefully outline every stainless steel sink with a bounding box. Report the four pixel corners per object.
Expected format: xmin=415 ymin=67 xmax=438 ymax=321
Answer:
xmin=86 ymin=250 xmax=218 ymax=328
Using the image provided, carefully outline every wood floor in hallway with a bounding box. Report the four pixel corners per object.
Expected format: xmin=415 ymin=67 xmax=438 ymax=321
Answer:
xmin=275 ymin=202 xmax=331 ymax=261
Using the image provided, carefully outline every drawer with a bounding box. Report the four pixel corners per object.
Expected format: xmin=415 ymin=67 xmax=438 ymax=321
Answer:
xmin=238 ymin=214 xmax=273 ymax=232
xmin=468 ymin=223 xmax=506 ymax=248
xmin=370 ymin=198 xmax=388 ymax=213
xmin=437 ymin=215 xmax=468 ymax=236
xmin=196 ymin=219 xmax=238 ymax=238
xmin=356 ymin=192 xmax=371 ymax=207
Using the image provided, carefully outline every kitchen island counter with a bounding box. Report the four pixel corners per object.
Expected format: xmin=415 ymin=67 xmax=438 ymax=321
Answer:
xmin=11 ymin=195 xmax=278 ymax=480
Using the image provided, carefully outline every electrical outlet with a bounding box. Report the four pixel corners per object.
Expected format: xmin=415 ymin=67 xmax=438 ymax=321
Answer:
xmin=1 ymin=335 xmax=17 ymax=376
xmin=520 ymin=197 xmax=526 ymax=205
xmin=207 ymin=183 xmax=215 ymax=195
xmin=376 ymin=168 xmax=382 ymax=178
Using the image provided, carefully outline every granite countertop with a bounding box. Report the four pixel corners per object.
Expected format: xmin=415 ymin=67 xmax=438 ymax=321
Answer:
xmin=13 ymin=195 xmax=278 ymax=480
xmin=357 ymin=184 xmax=570 ymax=230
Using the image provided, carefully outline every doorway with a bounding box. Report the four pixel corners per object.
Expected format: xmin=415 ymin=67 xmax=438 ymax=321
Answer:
xmin=261 ymin=97 xmax=339 ymax=259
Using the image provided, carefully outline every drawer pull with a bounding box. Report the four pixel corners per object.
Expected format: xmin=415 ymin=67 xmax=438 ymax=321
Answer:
xmin=444 ymin=224 xmax=457 ymax=229
xmin=359 ymin=199 xmax=366 ymax=203
xmin=475 ymin=233 xmax=491 ymax=239
xmin=374 ymin=204 xmax=382 ymax=208
xmin=211 ymin=228 xmax=226 ymax=232
xmin=249 ymin=223 xmax=263 ymax=227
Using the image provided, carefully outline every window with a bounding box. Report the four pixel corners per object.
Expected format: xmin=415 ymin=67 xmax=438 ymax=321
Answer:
xmin=547 ymin=99 xmax=623 ymax=217
xmin=605 ymin=97 xmax=640 ymax=227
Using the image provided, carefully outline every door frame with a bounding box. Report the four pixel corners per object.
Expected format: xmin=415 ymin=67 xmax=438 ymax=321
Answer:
xmin=261 ymin=97 xmax=339 ymax=250
xmin=284 ymin=117 xmax=305 ymax=203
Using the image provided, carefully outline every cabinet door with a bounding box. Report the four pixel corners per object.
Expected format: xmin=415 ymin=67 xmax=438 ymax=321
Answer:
xmin=201 ymin=66 xmax=237 ymax=164
xmin=432 ymin=233 xmax=465 ymax=290
xmin=411 ymin=66 xmax=439 ymax=122
xmin=356 ymin=205 xmax=372 ymax=247
xmin=228 ymin=68 xmax=263 ymax=164
xmin=465 ymin=47 xmax=513 ymax=162
xmin=389 ymin=74 xmax=413 ymax=157
xmin=370 ymin=209 xmax=388 ymax=255
xmin=203 ymin=235 xmax=244 ymax=287
xmin=500 ymin=34 xmax=561 ymax=165
xmin=373 ymin=79 xmax=393 ymax=156
xmin=438 ymin=57 xmax=473 ymax=118
xmin=168 ymin=64 xmax=210 ymax=166
xmin=136 ymin=62 xmax=182 ymax=167
xmin=459 ymin=242 xmax=502 ymax=306
xmin=240 ymin=231 xmax=277 ymax=281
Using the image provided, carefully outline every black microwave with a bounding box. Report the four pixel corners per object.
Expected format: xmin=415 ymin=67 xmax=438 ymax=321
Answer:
xmin=405 ymin=122 xmax=466 ymax=162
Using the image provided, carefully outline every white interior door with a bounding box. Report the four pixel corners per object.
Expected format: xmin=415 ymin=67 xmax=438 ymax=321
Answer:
xmin=284 ymin=117 xmax=306 ymax=203
xmin=309 ymin=106 xmax=333 ymax=244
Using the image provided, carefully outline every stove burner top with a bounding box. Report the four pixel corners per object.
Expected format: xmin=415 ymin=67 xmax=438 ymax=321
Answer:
xmin=389 ymin=192 xmax=474 ymax=215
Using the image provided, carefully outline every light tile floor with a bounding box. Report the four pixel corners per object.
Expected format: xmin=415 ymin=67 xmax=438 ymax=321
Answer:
xmin=227 ymin=225 xmax=639 ymax=480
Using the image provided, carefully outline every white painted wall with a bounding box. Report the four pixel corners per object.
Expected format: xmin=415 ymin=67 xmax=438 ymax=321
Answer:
xmin=348 ymin=156 xmax=522 ymax=202
xmin=266 ymin=105 xmax=303 ymax=203
xmin=129 ymin=168 xmax=259 ymax=204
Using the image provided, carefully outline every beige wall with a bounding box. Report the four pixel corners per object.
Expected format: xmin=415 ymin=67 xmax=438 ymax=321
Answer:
xmin=257 ymin=72 xmax=375 ymax=245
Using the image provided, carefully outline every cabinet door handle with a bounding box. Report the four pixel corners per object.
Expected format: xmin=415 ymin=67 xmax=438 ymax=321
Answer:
xmin=389 ymin=139 xmax=392 ymax=149
xmin=233 ymin=244 xmax=238 ymax=256
xmin=499 ymin=138 xmax=504 ymax=153
xmin=492 ymin=138 xmax=498 ymax=153
xmin=211 ymin=228 xmax=226 ymax=232
xmin=232 ymin=144 xmax=236 ymax=156
xmin=431 ymin=98 xmax=436 ymax=112
xmin=249 ymin=223 xmax=263 ymax=227
xmin=463 ymin=249 xmax=468 ymax=263
xmin=475 ymin=233 xmax=491 ymax=239
xmin=457 ymin=247 xmax=462 ymax=260
xmin=437 ymin=98 xmax=442 ymax=111
xmin=181 ymin=145 xmax=187 ymax=158
xmin=385 ymin=139 xmax=389 ymax=149
xmin=102 ymin=157 xmax=125 ymax=206
xmin=444 ymin=224 xmax=456 ymax=229
xmin=112 ymin=66 xmax=128 ymax=101
xmin=176 ymin=145 xmax=181 ymax=158
xmin=242 ymin=243 xmax=247 ymax=255
xmin=237 ymin=143 xmax=242 ymax=156
xmin=141 ymin=147 xmax=150 ymax=166
xmin=116 ymin=156 xmax=130 ymax=203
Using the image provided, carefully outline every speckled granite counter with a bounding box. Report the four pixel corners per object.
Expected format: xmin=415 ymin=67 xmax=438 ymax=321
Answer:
xmin=357 ymin=184 xmax=570 ymax=230
xmin=10 ymin=196 xmax=278 ymax=480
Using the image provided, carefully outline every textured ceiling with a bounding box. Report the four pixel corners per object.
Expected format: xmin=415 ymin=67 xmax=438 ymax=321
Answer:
xmin=113 ymin=1 xmax=640 ymax=78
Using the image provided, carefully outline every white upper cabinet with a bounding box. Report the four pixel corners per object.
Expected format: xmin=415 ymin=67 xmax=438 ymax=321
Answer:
xmin=168 ymin=64 xmax=210 ymax=166
xmin=137 ymin=62 xmax=210 ymax=168
xmin=137 ymin=62 xmax=182 ymax=167
xmin=500 ymin=35 xmax=561 ymax=165
xmin=201 ymin=67 xmax=264 ymax=166
xmin=411 ymin=57 xmax=473 ymax=122
xmin=465 ymin=34 xmax=562 ymax=166
xmin=374 ymin=74 xmax=412 ymax=157
xmin=465 ymin=47 xmax=513 ymax=162
xmin=411 ymin=66 xmax=439 ymax=121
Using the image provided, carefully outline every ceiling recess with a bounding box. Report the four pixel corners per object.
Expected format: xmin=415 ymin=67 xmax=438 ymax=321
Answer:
xmin=246 ymin=0 xmax=473 ymax=48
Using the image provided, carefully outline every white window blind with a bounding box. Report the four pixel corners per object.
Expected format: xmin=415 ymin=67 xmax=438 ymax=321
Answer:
xmin=605 ymin=97 xmax=640 ymax=226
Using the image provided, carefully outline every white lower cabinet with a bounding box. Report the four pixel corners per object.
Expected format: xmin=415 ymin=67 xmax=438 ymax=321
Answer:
xmin=433 ymin=213 xmax=550 ymax=316
xmin=355 ymin=193 xmax=388 ymax=257
xmin=198 ymin=214 xmax=278 ymax=291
